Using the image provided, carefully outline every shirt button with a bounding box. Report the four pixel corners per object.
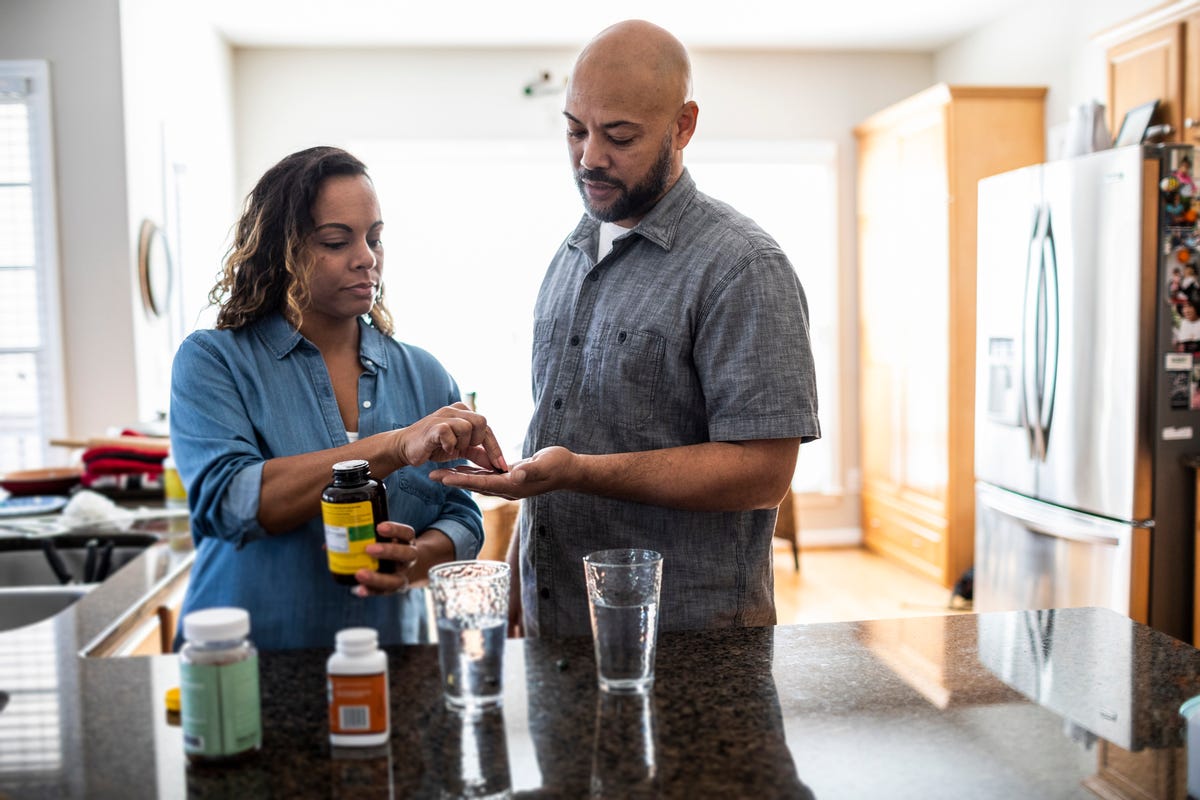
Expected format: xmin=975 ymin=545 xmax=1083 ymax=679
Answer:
xmin=569 ymin=335 xmax=580 ymax=346
xmin=553 ymin=398 xmax=563 ymax=410
xmin=588 ymin=272 xmax=600 ymax=282
xmin=617 ymin=331 xmax=627 ymax=343
xmin=362 ymin=401 xmax=372 ymax=408
xmin=539 ymin=587 xmax=551 ymax=599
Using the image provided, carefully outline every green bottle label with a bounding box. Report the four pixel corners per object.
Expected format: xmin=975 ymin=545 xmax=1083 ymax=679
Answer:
xmin=180 ymin=655 xmax=262 ymax=757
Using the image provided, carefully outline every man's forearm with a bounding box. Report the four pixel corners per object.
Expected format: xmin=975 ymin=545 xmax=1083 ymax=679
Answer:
xmin=568 ymin=438 xmax=799 ymax=512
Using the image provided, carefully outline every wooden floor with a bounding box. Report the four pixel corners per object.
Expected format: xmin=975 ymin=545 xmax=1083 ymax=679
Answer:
xmin=773 ymin=542 xmax=970 ymax=626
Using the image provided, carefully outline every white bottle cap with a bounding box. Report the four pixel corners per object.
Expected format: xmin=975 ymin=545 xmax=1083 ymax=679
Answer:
xmin=335 ymin=627 xmax=379 ymax=655
xmin=183 ymin=607 xmax=250 ymax=642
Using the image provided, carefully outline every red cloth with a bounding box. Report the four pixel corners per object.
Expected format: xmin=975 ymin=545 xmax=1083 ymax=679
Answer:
xmin=80 ymin=433 xmax=167 ymax=489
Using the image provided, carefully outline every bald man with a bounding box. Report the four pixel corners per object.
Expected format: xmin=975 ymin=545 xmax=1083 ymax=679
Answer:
xmin=434 ymin=20 xmax=821 ymax=638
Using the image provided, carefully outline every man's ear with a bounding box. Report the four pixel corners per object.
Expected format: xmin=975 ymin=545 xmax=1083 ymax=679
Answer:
xmin=674 ymin=101 xmax=699 ymax=150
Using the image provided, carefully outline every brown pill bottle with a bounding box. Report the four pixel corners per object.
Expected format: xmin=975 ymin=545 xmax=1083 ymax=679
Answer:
xmin=321 ymin=459 xmax=394 ymax=585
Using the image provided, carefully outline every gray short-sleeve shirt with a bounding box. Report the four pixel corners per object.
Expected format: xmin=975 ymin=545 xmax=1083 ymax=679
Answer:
xmin=520 ymin=169 xmax=821 ymax=638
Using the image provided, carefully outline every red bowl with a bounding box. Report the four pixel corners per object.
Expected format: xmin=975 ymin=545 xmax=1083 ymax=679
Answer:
xmin=0 ymin=467 xmax=83 ymax=497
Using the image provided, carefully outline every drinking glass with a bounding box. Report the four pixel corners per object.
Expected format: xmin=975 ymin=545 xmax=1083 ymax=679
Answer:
xmin=582 ymin=549 xmax=662 ymax=693
xmin=429 ymin=560 xmax=510 ymax=709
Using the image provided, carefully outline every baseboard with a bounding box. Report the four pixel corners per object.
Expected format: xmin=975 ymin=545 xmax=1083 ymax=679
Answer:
xmin=798 ymin=527 xmax=861 ymax=548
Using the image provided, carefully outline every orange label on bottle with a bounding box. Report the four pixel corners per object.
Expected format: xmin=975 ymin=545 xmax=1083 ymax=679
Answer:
xmin=328 ymin=672 xmax=388 ymax=736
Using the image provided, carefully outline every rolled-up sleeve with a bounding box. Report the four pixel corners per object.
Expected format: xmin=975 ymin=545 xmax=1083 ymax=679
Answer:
xmin=432 ymin=486 xmax=484 ymax=559
xmin=170 ymin=335 xmax=268 ymax=546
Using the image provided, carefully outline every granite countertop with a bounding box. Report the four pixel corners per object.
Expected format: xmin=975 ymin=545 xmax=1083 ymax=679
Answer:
xmin=1 ymin=563 xmax=1199 ymax=800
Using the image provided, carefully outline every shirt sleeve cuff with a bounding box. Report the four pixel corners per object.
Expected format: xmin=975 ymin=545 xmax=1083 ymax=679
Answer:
xmin=224 ymin=461 xmax=269 ymax=546
xmin=430 ymin=517 xmax=482 ymax=560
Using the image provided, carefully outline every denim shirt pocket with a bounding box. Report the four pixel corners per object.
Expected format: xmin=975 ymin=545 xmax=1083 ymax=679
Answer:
xmin=383 ymin=421 xmax=446 ymax=526
xmin=581 ymin=324 xmax=665 ymax=427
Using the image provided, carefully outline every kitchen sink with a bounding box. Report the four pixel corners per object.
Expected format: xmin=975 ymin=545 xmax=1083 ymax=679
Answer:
xmin=0 ymin=585 xmax=93 ymax=632
xmin=0 ymin=533 xmax=160 ymax=632
xmin=0 ymin=533 xmax=159 ymax=587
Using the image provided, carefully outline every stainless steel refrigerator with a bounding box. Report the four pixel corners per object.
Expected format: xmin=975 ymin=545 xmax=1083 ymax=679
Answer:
xmin=974 ymin=143 xmax=1199 ymax=643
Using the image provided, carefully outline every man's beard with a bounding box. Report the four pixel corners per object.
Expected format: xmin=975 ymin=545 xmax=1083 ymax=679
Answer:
xmin=574 ymin=134 xmax=673 ymax=223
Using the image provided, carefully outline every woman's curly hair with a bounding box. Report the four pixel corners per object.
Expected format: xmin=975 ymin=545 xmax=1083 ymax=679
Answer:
xmin=209 ymin=146 xmax=394 ymax=335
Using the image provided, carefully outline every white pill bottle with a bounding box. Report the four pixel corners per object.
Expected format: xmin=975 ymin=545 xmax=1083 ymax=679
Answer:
xmin=327 ymin=627 xmax=390 ymax=747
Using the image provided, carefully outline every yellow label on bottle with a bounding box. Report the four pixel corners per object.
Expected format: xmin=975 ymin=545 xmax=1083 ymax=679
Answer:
xmin=164 ymin=466 xmax=187 ymax=503
xmin=322 ymin=500 xmax=379 ymax=575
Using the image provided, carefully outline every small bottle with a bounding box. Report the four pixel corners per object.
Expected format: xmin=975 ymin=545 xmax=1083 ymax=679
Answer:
xmin=163 ymin=448 xmax=188 ymax=509
xmin=179 ymin=607 xmax=261 ymax=763
xmin=327 ymin=627 xmax=390 ymax=747
xmin=321 ymin=459 xmax=393 ymax=585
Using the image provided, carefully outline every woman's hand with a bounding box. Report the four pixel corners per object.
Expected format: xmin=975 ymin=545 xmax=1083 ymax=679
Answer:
xmin=395 ymin=402 xmax=509 ymax=471
xmin=353 ymin=522 xmax=418 ymax=597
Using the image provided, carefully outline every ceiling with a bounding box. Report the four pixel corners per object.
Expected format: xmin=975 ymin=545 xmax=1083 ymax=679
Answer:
xmin=204 ymin=0 xmax=1034 ymax=51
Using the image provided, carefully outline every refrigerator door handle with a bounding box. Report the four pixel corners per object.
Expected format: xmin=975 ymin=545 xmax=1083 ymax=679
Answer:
xmin=1039 ymin=208 xmax=1060 ymax=456
xmin=1022 ymin=205 xmax=1047 ymax=460
xmin=978 ymin=484 xmax=1126 ymax=548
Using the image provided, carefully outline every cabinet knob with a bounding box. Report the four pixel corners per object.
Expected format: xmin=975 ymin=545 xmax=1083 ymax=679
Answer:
xmin=1186 ymin=118 xmax=1198 ymax=129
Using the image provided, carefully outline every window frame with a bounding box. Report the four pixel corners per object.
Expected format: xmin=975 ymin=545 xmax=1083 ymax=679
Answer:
xmin=0 ymin=60 xmax=67 ymax=472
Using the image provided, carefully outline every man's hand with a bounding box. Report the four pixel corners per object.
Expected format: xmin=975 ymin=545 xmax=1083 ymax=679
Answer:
xmin=430 ymin=446 xmax=574 ymax=499
xmin=395 ymin=403 xmax=509 ymax=471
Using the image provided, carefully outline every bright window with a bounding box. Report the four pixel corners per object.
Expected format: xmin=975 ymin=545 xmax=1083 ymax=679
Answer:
xmin=0 ymin=62 xmax=64 ymax=473
xmin=353 ymin=138 xmax=837 ymax=494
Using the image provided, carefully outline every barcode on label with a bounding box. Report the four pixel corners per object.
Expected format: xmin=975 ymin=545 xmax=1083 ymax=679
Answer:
xmin=338 ymin=705 xmax=370 ymax=731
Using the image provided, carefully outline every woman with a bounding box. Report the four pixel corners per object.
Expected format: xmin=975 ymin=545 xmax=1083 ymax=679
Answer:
xmin=170 ymin=146 xmax=506 ymax=650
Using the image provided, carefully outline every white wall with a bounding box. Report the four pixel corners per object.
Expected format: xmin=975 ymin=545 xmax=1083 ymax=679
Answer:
xmin=934 ymin=0 xmax=1165 ymax=136
xmin=119 ymin=0 xmax=237 ymax=421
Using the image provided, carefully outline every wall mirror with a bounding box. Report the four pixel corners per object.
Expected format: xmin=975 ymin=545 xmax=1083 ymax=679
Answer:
xmin=137 ymin=218 xmax=172 ymax=317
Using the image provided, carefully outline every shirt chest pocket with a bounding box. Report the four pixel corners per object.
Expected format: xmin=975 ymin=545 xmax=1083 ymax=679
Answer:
xmin=581 ymin=325 xmax=665 ymax=427
xmin=382 ymin=420 xmax=447 ymax=526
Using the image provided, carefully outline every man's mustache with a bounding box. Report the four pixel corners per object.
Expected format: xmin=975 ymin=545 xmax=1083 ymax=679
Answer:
xmin=576 ymin=168 xmax=622 ymax=187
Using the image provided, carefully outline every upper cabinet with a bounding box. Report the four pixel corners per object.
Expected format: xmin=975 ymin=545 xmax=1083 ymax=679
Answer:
xmin=1103 ymin=3 xmax=1200 ymax=144
xmin=855 ymin=85 xmax=1046 ymax=588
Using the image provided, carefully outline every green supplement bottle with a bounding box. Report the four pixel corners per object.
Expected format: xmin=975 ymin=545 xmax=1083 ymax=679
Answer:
xmin=179 ymin=607 xmax=261 ymax=763
xmin=321 ymin=459 xmax=394 ymax=585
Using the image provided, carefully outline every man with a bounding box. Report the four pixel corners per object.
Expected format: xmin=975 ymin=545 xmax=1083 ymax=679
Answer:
xmin=434 ymin=19 xmax=820 ymax=638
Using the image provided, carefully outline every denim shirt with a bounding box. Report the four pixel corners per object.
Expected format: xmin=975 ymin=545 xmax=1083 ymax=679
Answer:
xmin=520 ymin=170 xmax=821 ymax=638
xmin=170 ymin=313 xmax=482 ymax=650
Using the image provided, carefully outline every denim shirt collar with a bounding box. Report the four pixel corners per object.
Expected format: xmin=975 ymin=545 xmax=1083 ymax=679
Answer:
xmin=251 ymin=312 xmax=388 ymax=372
xmin=567 ymin=168 xmax=698 ymax=261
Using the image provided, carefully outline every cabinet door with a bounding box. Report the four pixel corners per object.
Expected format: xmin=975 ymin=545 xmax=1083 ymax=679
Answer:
xmin=1107 ymin=22 xmax=1184 ymax=143
xmin=895 ymin=114 xmax=949 ymax=502
xmin=1186 ymin=13 xmax=1200 ymax=143
xmin=858 ymin=132 xmax=903 ymax=490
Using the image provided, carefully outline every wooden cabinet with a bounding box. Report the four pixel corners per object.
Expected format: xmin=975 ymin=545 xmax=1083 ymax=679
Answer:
xmin=855 ymin=85 xmax=1045 ymax=588
xmin=1103 ymin=3 xmax=1200 ymax=145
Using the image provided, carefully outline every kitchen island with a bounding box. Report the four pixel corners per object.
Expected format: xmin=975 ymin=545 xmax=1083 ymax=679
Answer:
xmin=1 ymin=539 xmax=1198 ymax=798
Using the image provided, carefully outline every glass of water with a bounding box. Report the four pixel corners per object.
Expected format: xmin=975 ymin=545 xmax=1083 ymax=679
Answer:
xmin=583 ymin=549 xmax=663 ymax=694
xmin=429 ymin=560 xmax=510 ymax=710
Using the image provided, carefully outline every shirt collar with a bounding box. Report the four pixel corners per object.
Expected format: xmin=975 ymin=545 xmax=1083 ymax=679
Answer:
xmin=252 ymin=312 xmax=388 ymax=371
xmin=567 ymin=168 xmax=697 ymax=256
